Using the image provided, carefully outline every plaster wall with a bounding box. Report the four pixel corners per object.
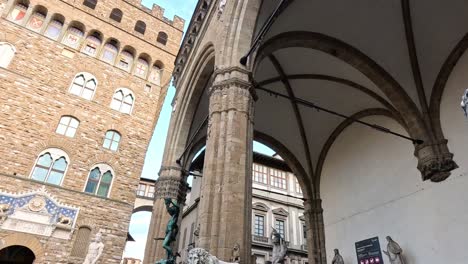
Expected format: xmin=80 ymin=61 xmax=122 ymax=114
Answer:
xmin=320 ymin=54 xmax=468 ymax=264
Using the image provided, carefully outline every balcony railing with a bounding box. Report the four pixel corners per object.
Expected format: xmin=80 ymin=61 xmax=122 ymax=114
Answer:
xmin=252 ymin=235 xmax=269 ymax=243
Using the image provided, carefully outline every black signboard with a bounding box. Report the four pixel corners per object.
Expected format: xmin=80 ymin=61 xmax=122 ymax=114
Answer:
xmin=355 ymin=237 xmax=384 ymax=264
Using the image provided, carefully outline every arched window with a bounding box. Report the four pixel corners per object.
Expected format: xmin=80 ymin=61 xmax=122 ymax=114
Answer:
xmin=101 ymin=40 xmax=118 ymax=64
xmin=82 ymin=33 xmax=102 ymax=57
xmin=69 ymin=72 xmax=97 ymax=100
xmin=82 ymin=0 xmax=97 ymax=9
xmin=44 ymin=19 xmax=64 ymax=40
xmin=109 ymin=8 xmax=122 ymax=22
xmin=149 ymin=64 xmax=163 ymax=86
xmin=0 ymin=42 xmax=16 ymax=68
xmin=117 ymin=50 xmax=133 ymax=71
xmin=103 ymin=130 xmax=121 ymax=151
xmin=26 ymin=8 xmax=47 ymax=32
xmin=56 ymin=116 xmax=80 ymax=137
xmin=134 ymin=20 xmax=146 ymax=34
xmin=70 ymin=226 xmax=91 ymax=257
xmin=63 ymin=26 xmax=84 ymax=49
xmin=30 ymin=148 xmax=69 ymax=185
xmin=84 ymin=164 xmax=113 ymax=197
xmin=134 ymin=58 xmax=149 ymax=78
xmin=110 ymin=88 xmax=134 ymax=114
xmin=156 ymin=32 xmax=168 ymax=45
xmin=8 ymin=3 xmax=28 ymax=24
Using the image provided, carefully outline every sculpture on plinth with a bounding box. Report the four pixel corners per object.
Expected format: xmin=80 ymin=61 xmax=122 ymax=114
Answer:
xmin=230 ymin=243 xmax=240 ymax=263
xmin=187 ymin=248 xmax=239 ymax=264
xmin=156 ymin=198 xmax=181 ymax=264
xmin=331 ymin=249 xmax=344 ymax=264
xmin=383 ymin=236 xmax=405 ymax=264
xmin=83 ymin=232 xmax=104 ymax=264
xmin=461 ymin=89 xmax=468 ymax=117
xmin=270 ymin=228 xmax=287 ymax=264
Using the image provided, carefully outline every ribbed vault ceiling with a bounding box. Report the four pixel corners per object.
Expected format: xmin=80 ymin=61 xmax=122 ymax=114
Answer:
xmin=249 ymin=0 xmax=468 ymax=183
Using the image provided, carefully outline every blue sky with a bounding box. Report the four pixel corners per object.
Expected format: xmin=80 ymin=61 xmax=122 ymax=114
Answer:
xmin=124 ymin=0 xmax=275 ymax=260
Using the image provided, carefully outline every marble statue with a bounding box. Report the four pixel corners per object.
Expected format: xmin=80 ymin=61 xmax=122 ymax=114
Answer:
xmin=331 ymin=249 xmax=344 ymax=264
xmin=230 ymin=243 xmax=240 ymax=262
xmin=57 ymin=214 xmax=73 ymax=226
xmin=156 ymin=198 xmax=181 ymax=264
xmin=187 ymin=247 xmax=239 ymax=264
xmin=194 ymin=224 xmax=200 ymax=238
xmin=0 ymin=204 xmax=9 ymax=224
xmin=383 ymin=236 xmax=405 ymax=264
xmin=0 ymin=204 xmax=9 ymax=214
xmin=83 ymin=232 xmax=104 ymax=264
xmin=218 ymin=0 xmax=227 ymax=18
xmin=271 ymin=228 xmax=287 ymax=264
xmin=461 ymin=89 xmax=468 ymax=116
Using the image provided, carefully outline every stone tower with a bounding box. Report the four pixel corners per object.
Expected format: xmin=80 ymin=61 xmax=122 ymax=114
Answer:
xmin=0 ymin=0 xmax=183 ymax=262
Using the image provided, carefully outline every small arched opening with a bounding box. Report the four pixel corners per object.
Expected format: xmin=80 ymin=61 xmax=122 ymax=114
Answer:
xmin=0 ymin=245 xmax=35 ymax=264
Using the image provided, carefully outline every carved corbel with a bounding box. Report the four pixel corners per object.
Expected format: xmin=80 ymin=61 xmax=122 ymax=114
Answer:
xmin=414 ymin=139 xmax=458 ymax=182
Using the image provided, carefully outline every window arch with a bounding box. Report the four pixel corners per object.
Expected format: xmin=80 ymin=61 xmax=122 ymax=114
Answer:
xmin=44 ymin=15 xmax=64 ymax=40
xmin=149 ymin=62 xmax=164 ymax=86
xmin=81 ymin=32 xmax=102 ymax=57
xmin=134 ymin=57 xmax=149 ymax=78
xmin=70 ymin=226 xmax=91 ymax=257
xmin=117 ymin=49 xmax=134 ymax=71
xmin=110 ymin=88 xmax=134 ymax=114
xmin=8 ymin=2 xmax=29 ymax=24
xmin=156 ymin=32 xmax=168 ymax=45
xmin=101 ymin=39 xmax=119 ymax=64
xmin=84 ymin=164 xmax=114 ymax=197
xmin=0 ymin=42 xmax=16 ymax=68
xmin=69 ymin=72 xmax=97 ymax=100
xmin=62 ymin=25 xmax=85 ymax=49
xmin=30 ymin=148 xmax=69 ymax=185
xmin=134 ymin=20 xmax=146 ymax=34
xmin=26 ymin=6 xmax=47 ymax=32
xmin=109 ymin=8 xmax=123 ymax=22
xmin=103 ymin=130 xmax=121 ymax=151
xmin=82 ymin=0 xmax=97 ymax=9
xmin=56 ymin=116 xmax=80 ymax=137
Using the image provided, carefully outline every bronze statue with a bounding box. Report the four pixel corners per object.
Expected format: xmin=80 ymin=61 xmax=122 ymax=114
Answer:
xmin=383 ymin=236 xmax=405 ymax=264
xmin=156 ymin=198 xmax=180 ymax=264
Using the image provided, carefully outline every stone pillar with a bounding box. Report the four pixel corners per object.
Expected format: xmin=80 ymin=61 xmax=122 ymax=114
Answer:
xmin=197 ymin=68 xmax=255 ymax=263
xmin=143 ymin=169 xmax=188 ymax=264
xmin=304 ymin=198 xmax=327 ymax=264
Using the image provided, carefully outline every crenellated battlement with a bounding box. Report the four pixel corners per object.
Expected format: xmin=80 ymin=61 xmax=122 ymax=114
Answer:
xmin=122 ymin=0 xmax=185 ymax=31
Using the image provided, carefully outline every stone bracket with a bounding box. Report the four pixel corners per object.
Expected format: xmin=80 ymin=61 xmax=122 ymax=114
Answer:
xmin=415 ymin=139 xmax=458 ymax=182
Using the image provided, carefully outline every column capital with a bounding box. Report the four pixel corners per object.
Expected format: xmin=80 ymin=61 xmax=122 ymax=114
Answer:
xmin=154 ymin=176 xmax=189 ymax=202
xmin=209 ymin=66 xmax=257 ymax=100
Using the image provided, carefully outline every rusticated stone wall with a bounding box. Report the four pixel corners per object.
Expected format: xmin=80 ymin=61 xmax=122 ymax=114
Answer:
xmin=0 ymin=0 xmax=183 ymax=262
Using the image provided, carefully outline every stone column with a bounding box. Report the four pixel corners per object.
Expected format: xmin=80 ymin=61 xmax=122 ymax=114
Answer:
xmin=197 ymin=68 xmax=255 ymax=263
xmin=304 ymin=198 xmax=327 ymax=264
xmin=143 ymin=168 xmax=188 ymax=264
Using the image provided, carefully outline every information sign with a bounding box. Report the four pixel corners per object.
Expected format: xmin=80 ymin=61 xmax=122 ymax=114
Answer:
xmin=355 ymin=237 xmax=384 ymax=264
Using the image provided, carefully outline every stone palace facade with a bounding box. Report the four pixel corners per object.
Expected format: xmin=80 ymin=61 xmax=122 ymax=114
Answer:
xmin=0 ymin=0 xmax=183 ymax=262
xmin=144 ymin=0 xmax=468 ymax=264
